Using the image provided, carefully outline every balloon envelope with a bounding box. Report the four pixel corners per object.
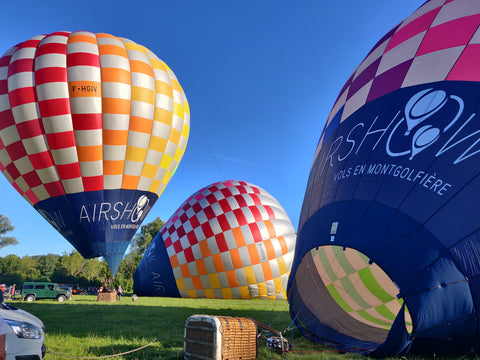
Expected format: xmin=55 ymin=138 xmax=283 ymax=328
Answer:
xmin=134 ymin=180 xmax=296 ymax=299
xmin=288 ymin=0 xmax=480 ymax=356
xmin=0 ymin=31 xmax=190 ymax=274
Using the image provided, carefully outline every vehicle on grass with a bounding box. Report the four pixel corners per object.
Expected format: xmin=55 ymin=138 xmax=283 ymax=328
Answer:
xmin=0 ymin=300 xmax=45 ymax=360
xmin=58 ymin=284 xmax=87 ymax=296
xmin=21 ymin=282 xmax=71 ymax=302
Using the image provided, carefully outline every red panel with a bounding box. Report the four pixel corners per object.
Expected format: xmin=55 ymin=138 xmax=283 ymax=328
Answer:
xmin=447 ymin=44 xmax=480 ymax=81
xmin=215 ymin=232 xmax=228 ymax=252
xmin=386 ymin=8 xmax=440 ymax=52
xmin=82 ymin=176 xmax=103 ymax=191
xmin=6 ymin=141 xmax=27 ymax=161
xmin=248 ymin=223 xmax=262 ymax=243
xmin=45 ymin=131 xmax=76 ymax=150
xmin=217 ymin=213 xmax=230 ymax=232
xmin=55 ymin=163 xmax=81 ymax=179
xmin=418 ymin=14 xmax=480 ymax=56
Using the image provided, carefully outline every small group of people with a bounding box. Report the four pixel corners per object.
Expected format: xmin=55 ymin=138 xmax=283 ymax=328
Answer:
xmin=97 ymin=284 xmax=124 ymax=300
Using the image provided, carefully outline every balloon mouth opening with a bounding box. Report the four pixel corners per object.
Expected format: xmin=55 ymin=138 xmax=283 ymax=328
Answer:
xmin=292 ymin=245 xmax=412 ymax=348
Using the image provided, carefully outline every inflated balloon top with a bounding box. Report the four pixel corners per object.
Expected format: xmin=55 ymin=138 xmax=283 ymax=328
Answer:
xmin=288 ymin=0 xmax=480 ymax=356
xmin=134 ymin=180 xmax=296 ymax=299
xmin=0 ymin=31 xmax=190 ymax=274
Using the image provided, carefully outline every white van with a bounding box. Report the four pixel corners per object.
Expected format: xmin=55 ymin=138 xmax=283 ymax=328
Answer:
xmin=0 ymin=301 xmax=45 ymax=360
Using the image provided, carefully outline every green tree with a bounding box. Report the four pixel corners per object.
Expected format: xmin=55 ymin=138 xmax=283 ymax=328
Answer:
xmin=0 ymin=214 xmax=19 ymax=251
xmin=38 ymin=254 xmax=60 ymax=280
xmin=130 ymin=217 xmax=164 ymax=262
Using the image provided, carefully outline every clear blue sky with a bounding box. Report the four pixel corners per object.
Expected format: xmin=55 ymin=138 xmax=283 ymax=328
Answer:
xmin=0 ymin=0 xmax=422 ymax=258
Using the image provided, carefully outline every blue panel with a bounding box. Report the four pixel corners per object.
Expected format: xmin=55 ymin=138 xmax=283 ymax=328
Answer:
xmin=133 ymin=232 xmax=180 ymax=297
xmin=290 ymin=80 xmax=480 ymax=356
xmin=34 ymin=189 xmax=158 ymax=274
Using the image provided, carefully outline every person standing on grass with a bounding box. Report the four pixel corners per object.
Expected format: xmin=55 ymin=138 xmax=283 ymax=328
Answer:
xmin=117 ymin=286 xmax=124 ymax=301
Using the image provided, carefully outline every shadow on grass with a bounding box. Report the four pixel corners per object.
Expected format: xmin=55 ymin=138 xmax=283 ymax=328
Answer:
xmin=10 ymin=298 xmax=292 ymax=360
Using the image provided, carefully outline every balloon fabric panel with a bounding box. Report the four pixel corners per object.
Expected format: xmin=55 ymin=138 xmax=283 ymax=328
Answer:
xmin=289 ymin=0 xmax=480 ymax=356
xmin=0 ymin=31 xmax=190 ymax=274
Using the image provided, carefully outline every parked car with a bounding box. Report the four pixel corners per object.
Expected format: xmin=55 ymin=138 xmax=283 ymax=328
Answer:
xmin=21 ymin=282 xmax=71 ymax=302
xmin=0 ymin=301 xmax=45 ymax=359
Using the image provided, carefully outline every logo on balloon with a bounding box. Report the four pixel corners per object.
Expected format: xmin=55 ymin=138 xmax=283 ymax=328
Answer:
xmin=131 ymin=195 xmax=150 ymax=223
xmin=389 ymin=88 xmax=464 ymax=160
xmin=320 ymin=85 xmax=480 ymax=176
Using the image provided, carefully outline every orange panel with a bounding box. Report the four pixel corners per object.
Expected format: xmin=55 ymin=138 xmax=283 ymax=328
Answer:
xmin=278 ymin=236 xmax=288 ymax=254
xmin=232 ymin=227 xmax=246 ymax=247
xmin=212 ymin=253 xmax=225 ymax=272
xmin=103 ymin=160 xmax=124 ymax=175
xmin=130 ymin=60 xmax=154 ymax=77
xmin=101 ymin=68 xmax=131 ymax=84
xmin=121 ymin=174 xmax=140 ymax=189
xmin=129 ymin=116 xmax=153 ymax=133
xmin=247 ymin=244 xmax=260 ymax=265
xmin=264 ymin=220 xmax=277 ymax=238
xmin=261 ymin=262 xmax=273 ymax=281
xmin=180 ymin=263 xmax=190 ymax=278
xmin=199 ymin=240 xmax=212 ymax=258
xmin=263 ymin=239 xmax=275 ymax=259
xmin=191 ymin=276 xmax=203 ymax=289
xmin=169 ymin=254 xmax=179 ymax=269
xmin=229 ymin=248 xmax=244 ymax=269
xmin=226 ymin=270 xmax=239 ymax=288
xmin=77 ymin=145 xmax=102 ymax=162
xmin=103 ymin=98 xmax=130 ymax=115
xmin=68 ymin=34 xmax=97 ymax=44
xmin=196 ymin=258 xmax=208 ymax=276
xmin=103 ymin=129 xmax=128 ymax=145
xmin=98 ymin=44 xmax=129 ymax=58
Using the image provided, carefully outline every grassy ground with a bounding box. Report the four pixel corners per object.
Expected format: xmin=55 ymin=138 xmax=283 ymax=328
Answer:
xmin=4 ymin=295 xmax=475 ymax=360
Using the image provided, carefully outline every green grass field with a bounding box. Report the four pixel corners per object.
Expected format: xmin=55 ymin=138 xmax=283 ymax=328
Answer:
xmin=4 ymin=295 xmax=470 ymax=360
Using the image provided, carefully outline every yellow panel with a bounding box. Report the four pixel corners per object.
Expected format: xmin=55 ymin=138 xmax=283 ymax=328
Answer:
xmin=187 ymin=289 xmax=197 ymax=298
xmin=132 ymin=86 xmax=155 ymax=104
xmin=173 ymin=102 xmax=184 ymax=119
xmin=140 ymin=163 xmax=157 ymax=178
xmin=208 ymin=273 xmax=221 ymax=289
xmin=168 ymin=128 xmax=181 ymax=145
xmin=204 ymin=289 xmax=215 ymax=299
xmin=274 ymin=277 xmax=284 ymax=293
xmin=277 ymin=257 xmax=287 ymax=275
xmin=176 ymin=278 xmax=186 ymax=290
xmin=221 ymin=288 xmax=233 ymax=299
xmin=125 ymin=147 xmax=148 ymax=162
xmin=239 ymin=286 xmax=250 ymax=299
xmin=155 ymin=80 xmax=173 ymax=98
xmin=257 ymin=282 xmax=267 ymax=298
xmin=244 ymin=266 xmax=256 ymax=285
xmin=173 ymin=148 xmax=183 ymax=162
xmin=159 ymin=154 xmax=173 ymax=169
xmin=148 ymin=135 xmax=167 ymax=152
xmin=154 ymin=107 xmax=174 ymax=125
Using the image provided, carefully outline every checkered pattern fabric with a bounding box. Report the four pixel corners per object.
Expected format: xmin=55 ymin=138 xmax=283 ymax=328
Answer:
xmin=0 ymin=31 xmax=189 ymax=205
xmin=311 ymin=246 xmax=412 ymax=332
xmin=160 ymin=180 xmax=296 ymax=299
xmin=319 ymin=0 xmax=480 ymax=149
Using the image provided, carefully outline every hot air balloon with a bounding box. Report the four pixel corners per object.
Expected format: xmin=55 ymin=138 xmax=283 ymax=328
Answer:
xmin=133 ymin=180 xmax=296 ymax=299
xmin=288 ymin=0 xmax=480 ymax=356
xmin=0 ymin=31 xmax=190 ymax=274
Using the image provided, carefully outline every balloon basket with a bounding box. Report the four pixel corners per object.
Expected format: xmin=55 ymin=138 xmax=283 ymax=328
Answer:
xmin=184 ymin=315 xmax=257 ymax=360
xmin=97 ymin=291 xmax=117 ymax=302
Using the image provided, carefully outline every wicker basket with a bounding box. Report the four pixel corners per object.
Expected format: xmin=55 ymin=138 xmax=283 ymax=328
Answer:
xmin=184 ymin=315 xmax=257 ymax=360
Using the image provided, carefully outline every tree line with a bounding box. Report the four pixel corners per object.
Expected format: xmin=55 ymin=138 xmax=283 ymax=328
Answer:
xmin=0 ymin=216 xmax=164 ymax=293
